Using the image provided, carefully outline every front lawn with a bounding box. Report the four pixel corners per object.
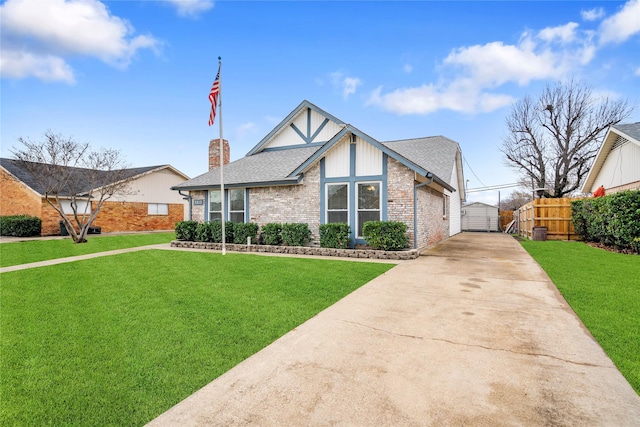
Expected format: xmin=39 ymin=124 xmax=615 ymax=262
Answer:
xmin=0 ymin=232 xmax=174 ymax=267
xmin=520 ymin=240 xmax=640 ymax=394
xmin=0 ymin=250 xmax=393 ymax=426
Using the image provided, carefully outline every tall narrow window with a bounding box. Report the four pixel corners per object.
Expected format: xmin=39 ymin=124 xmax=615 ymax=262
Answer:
xmin=229 ymin=189 xmax=245 ymax=223
xmin=357 ymin=182 xmax=380 ymax=236
xmin=209 ymin=189 xmax=221 ymax=222
xmin=443 ymin=194 xmax=448 ymax=217
xmin=327 ymin=184 xmax=348 ymax=223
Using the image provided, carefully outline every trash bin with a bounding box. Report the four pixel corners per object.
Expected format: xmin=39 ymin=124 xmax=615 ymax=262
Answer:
xmin=532 ymin=226 xmax=547 ymax=241
xmin=59 ymin=221 xmax=69 ymax=236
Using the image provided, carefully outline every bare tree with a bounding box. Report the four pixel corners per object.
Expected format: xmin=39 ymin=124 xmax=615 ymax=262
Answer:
xmin=499 ymin=189 xmax=533 ymax=211
xmin=500 ymin=80 xmax=633 ymax=198
xmin=11 ymin=131 xmax=135 ymax=243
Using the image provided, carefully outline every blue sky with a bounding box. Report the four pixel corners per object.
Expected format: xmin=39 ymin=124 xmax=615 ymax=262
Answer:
xmin=1 ymin=0 xmax=639 ymax=204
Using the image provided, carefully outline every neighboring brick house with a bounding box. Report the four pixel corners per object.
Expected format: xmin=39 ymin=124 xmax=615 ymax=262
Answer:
xmin=173 ymin=100 xmax=466 ymax=249
xmin=0 ymin=159 xmax=189 ymax=235
xmin=582 ymin=122 xmax=640 ymax=195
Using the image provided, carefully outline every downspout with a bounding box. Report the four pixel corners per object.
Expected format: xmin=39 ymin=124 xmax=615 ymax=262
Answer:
xmin=178 ymin=190 xmax=192 ymax=220
xmin=413 ymin=173 xmax=434 ymax=249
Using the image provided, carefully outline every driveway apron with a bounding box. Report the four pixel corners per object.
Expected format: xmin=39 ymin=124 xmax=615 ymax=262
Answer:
xmin=149 ymin=232 xmax=640 ymax=426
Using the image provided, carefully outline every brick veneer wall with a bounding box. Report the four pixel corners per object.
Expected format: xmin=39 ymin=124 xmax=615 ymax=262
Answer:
xmin=250 ymin=163 xmax=321 ymax=242
xmin=605 ymin=180 xmax=640 ymax=194
xmin=416 ymin=186 xmax=449 ymax=249
xmin=386 ymin=158 xmax=417 ymax=247
xmin=0 ymin=168 xmax=42 ymax=218
xmin=92 ymin=201 xmax=183 ymax=233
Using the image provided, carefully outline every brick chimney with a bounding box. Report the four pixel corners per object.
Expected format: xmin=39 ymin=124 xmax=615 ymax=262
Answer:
xmin=209 ymin=139 xmax=230 ymax=170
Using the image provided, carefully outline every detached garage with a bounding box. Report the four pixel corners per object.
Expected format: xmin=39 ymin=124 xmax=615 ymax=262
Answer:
xmin=462 ymin=202 xmax=499 ymax=232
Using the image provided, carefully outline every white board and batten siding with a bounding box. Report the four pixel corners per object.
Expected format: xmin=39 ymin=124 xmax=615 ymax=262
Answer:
xmin=324 ymin=136 xmax=383 ymax=178
xmin=446 ymin=161 xmax=461 ymax=236
xmin=461 ymin=202 xmax=499 ymax=232
xmin=590 ymin=138 xmax=640 ymax=192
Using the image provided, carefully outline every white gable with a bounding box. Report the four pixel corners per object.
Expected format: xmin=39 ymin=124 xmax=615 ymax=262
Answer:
xmin=325 ymin=137 xmax=350 ymax=178
xmin=590 ymin=138 xmax=640 ymax=192
xmin=356 ymin=138 xmax=382 ymax=176
xmin=263 ymin=108 xmax=344 ymax=150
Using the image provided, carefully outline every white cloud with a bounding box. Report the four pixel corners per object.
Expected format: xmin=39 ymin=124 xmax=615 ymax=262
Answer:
xmin=599 ymin=0 xmax=640 ymax=44
xmin=403 ymin=63 xmax=413 ymax=74
xmin=342 ymin=77 xmax=362 ymax=99
xmin=0 ymin=50 xmax=75 ymax=83
xmin=635 ymin=67 xmax=640 ymax=77
xmin=537 ymin=22 xmax=579 ymax=44
xmin=581 ymin=7 xmax=605 ymax=22
xmin=368 ymin=20 xmax=602 ymax=115
xmin=163 ymin=0 xmax=214 ymax=18
xmin=0 ymin=0 xmax=160 ymax=82
xmin=330 ymin=71 xmax=362 ymax=99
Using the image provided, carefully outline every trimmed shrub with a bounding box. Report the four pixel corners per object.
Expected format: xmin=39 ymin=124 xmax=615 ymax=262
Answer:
xmin=195 ymin=222 xmax=215 ymax=242
xmin=207 ymin=221 xmax=234 ymax=243
xmin=281 ymin=223 xmax=312 ymax=246
xmin=362 ymin=221 xmax=409 ymax=251
xmin=572 ymin=190 xmax=640 ymax=253
xmin=319 ymin=223 xmax=351 ymax=249
xmin=260 ymin=223 xmax=282 ymax=245
xmin=0 ymin=215 xmax=42 ymax=237
xmin=175 ymin=220 xmax=198 ymax=241
xmin=233 ymin=222 xmax=259 ymax=244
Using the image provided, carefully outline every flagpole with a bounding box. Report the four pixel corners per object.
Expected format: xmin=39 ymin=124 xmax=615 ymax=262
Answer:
xmin=218 ymin=56 xmax=226 ymax=255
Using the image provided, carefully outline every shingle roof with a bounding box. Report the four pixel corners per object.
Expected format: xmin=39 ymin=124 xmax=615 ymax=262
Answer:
xmin=173 ymin=102 xmax=462 ymax=192
xmin=0 ymin=158 xmax=164 ymax=196
xmin=172 ymin=146 xmax=320 ymax=190
xmin=613 ymin=122 xmax=640 ymax=142
xmin=382 ymin=136 xmax=460 ymax=185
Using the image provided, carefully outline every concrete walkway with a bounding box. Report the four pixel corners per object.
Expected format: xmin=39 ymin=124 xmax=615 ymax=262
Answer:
xmin=148 ymin=232 xmax=640 ymax=426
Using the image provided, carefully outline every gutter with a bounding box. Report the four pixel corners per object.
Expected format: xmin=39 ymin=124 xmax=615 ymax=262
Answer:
xmin=178 ymin=190 xmax=192 ymax=220
xmin=413 ymin=173 xmax=434 ymax=249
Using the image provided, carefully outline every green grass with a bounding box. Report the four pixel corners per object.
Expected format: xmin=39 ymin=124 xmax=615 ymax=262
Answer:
xmin=520 ymin=240 xmax=640 ymax=394
xmin=0 ymin=250 xmax=394 ymax=426
xmin=0 ymin=232 xmax=174 ymax=267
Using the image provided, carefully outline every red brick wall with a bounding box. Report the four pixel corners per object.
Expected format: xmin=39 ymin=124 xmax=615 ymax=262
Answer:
xmin=92 ymin=201 xmax=183 ymax=232
xmin=0 ymin=168 xmax=42 ymax=217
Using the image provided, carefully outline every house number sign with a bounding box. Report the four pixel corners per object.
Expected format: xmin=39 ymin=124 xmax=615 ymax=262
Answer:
xmin=193 ymin=199 xmax=204 ymax=205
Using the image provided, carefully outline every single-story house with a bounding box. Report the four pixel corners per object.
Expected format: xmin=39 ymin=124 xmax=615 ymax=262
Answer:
xmin=0 ymin=158 xmax=190 ymax=235
xmin=461 ymin=202 xmax=499 ymax=232
xmin=172 ymin=100 xmax=465 ymax=249
xmin=582 ymin=122 xmax=640 ymax=195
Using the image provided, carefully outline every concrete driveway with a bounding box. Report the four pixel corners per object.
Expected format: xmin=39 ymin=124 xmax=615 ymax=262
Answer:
xmin=148 ymin=232 xmax=640 ymax=426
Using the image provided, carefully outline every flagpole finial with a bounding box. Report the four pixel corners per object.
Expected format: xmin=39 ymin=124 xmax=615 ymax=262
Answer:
xmin=218 ymin=56 xmax=221 ymax=61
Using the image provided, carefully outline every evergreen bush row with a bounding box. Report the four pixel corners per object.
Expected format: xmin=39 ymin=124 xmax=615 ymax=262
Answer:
xmin=175 ymin=221 xmax=311 ymax=246
xmin=572 ymin=190 xmax=640 ymax=253
xmin=176 ymin=220 xmax=410 ymax=251
xmin=0 ymin=215 xmax=42 ymax=237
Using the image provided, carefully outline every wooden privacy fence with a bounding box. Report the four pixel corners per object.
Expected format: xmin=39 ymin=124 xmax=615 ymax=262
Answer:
xmin=516 ymin=198 xmax=581 ymax=241
xmin=499 ymin=210 xmax=514 ymax=231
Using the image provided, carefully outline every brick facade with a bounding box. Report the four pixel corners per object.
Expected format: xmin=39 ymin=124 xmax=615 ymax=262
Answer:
xmin=386 ymin=158 xmax=417 ymax=246
xmin=0 ymin=168 xmax=41 ymax=218
xmin=91 ymin=201 xmax=183 ymax=233
xmin=249 ymin=163 xmax=321 ymax=242
xmin=606 ymin=180 xmax=640 ymax=194
xmin=187 ymin=158 xmax=451 ymax=250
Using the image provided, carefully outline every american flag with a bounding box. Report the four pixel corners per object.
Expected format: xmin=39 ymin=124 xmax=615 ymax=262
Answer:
xmin=208 ymin=65 xmax=221 ymax=126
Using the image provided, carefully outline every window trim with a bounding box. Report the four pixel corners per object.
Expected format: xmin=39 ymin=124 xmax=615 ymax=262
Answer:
xmin=148 ymin=203 xmax=169 ymax=216
xmin=208 ymin=189 xmax=222 ymax=222
xmin=356 ymin=181 xmax=381 ymax=238
xmin=228 ymin=188 xmax=246 ymax=223
xmin=326 ymin=182 xmax=349 ymax=224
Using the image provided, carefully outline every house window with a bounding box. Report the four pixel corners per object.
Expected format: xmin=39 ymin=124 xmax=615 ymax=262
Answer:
xmin=148 ymin=203 xmax=169 ymax=215
xmin=229 ymin=189 xmax=245 ymax=223
xmin=209 ymin=189 xmax=222 ymax=221
xmin=327 ymin=184 xmax=348 ymax=223
xmin=357 ymin=182 xmax=380 ymax=237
